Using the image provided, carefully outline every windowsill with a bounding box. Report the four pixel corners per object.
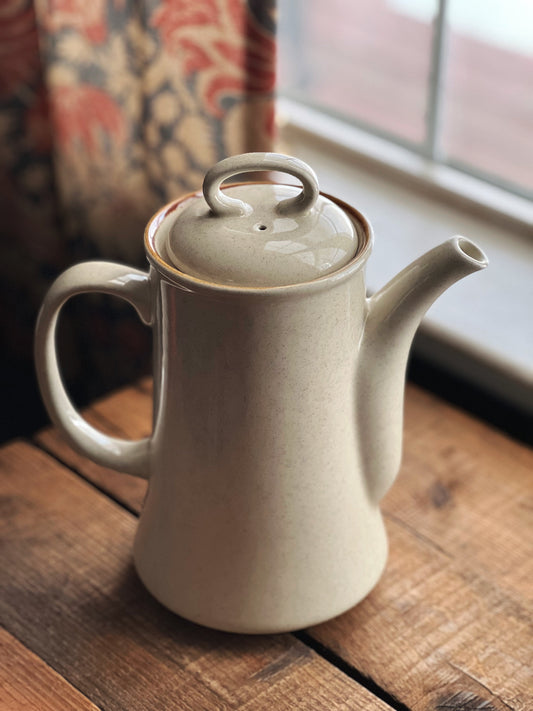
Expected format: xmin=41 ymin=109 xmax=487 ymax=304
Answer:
xmin=277 ymin=98 xmax=533 ymax=414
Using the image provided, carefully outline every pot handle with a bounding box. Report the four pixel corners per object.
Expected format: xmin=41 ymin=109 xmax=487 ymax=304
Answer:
xmin=35 ymin=262 xmax=152 ymax=478
xmin=203 ymin=152 xmax=320 ymax=217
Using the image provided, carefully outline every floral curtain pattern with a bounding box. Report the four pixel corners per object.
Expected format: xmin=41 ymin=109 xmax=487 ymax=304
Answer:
xmin=0 ymin=0 xmax=276 ymax=437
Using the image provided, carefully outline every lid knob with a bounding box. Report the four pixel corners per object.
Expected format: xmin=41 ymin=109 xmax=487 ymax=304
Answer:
xmin=203 ymin=152 xmax=320 ymax=218
xmin=162 ymin=152 xmax=359 ymax=287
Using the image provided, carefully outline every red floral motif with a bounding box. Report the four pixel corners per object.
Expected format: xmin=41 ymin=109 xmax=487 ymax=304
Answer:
xmin=150 ymin=0 xmax=275 ymax=118
xmin=43 ymin=0 xmax=108 ymax=44
xmin=178 ymin=38 xmax=213 ymax=75
xmin=151 ymin=0 xmax=219 ymax=45
xmin=0 ymin=0 xmax=41 ymax=97
xmin=50 ymin=85 xmax=126 ymax=154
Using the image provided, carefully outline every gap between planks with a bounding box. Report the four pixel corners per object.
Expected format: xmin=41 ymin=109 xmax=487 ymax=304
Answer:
xmin=1 ymin=440 xmax=393 ymax=711
xmin=29 ymin=433 xmax=403 ymax=711
xmin=30 ymin=381 xmax=533 ymax=711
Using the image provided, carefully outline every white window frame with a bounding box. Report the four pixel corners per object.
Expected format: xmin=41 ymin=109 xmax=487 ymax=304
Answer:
xmin=276 ymin=99 xmax=533 ymax=414
xmin=280 ymin=0 xmax=532 ymax=202
xmin=426 ymin=0 xmax=532 ymax=201
xmin=276 ymin=2 xmax=533 ymax=417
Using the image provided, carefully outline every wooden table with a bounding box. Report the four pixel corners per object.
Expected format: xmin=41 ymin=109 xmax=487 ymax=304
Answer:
xmin=1 ymin=379 xmax=531 ymax=710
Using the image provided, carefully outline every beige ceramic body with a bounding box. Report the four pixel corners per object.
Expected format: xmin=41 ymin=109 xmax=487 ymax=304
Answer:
xmin=137 ymin=271 xmax=386 ymax=632
xmin=133 ymin=199 xmax=389 ymax=633
xmin=35 ymin=157 xmax=488 ymax=634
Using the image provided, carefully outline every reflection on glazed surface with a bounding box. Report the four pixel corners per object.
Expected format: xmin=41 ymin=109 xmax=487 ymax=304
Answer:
xmin=159 ymin=183 xmax=361 ymax=287
xmin=36 ymin=216 xmax=488 ymax=634
xmin=35 ymin=150 xmax=489 ymax=634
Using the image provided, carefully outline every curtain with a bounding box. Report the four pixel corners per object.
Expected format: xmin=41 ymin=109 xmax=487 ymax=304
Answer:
xmin=0 ymin=0 xmax=276 ymax=438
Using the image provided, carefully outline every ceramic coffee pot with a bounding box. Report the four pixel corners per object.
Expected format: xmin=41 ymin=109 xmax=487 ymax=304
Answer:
xmin=35 ymin=153 xmax=488 ymax=633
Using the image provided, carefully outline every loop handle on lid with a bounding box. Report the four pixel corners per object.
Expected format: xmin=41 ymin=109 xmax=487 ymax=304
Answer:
xmin=203 ymin=152 xmax=320 ymax=218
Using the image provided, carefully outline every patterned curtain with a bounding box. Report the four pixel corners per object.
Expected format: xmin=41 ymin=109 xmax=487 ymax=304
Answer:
xmin=0 ymin=0 xmax=276 ymax=438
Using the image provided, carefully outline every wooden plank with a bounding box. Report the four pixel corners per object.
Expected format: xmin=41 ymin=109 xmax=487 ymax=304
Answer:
xmin=34 ymin=381 xmax=533 ymax=710
xmin=309 ymin=518 xmax=532 ymax=711
xmin=0 ymin=627 xmax=100 ymax=711
xmin=36 ymin=380 xmax=533 ymax=583
xmin=308 ymin=387 xmax=533 ymax=711
xmin=0 ymin=441 xmax=389 ymax=711
xmin=385 ymin=386 xmax=532 ymax=597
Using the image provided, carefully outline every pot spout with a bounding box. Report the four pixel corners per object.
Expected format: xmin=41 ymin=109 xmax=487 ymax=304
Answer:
xmin=358 ymin=236 xmax=488 ymax=503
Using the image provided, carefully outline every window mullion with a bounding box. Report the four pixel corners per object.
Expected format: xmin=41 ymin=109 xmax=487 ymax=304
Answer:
xmin=425 ymin=0 xmax=449 ymax=161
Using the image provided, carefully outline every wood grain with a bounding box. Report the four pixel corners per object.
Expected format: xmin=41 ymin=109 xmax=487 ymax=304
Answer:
xmin=387 ymin=386 xmax=532 ymax=599
xmin=310 ymin=515 xmax=532 ymax=711
xmin=310 ymin=388 xmax=533 ymax=711
xmin=0 ymin=627 xmax=100 ymax=711
xmin=33 ymin=381 xmax=533 ymax=711
xmin=0 ymin=441 xmax=388 ymax=711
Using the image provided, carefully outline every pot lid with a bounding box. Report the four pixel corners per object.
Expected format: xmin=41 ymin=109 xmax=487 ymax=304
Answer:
xmin=163 ymin=152 xmax=358 ymax=287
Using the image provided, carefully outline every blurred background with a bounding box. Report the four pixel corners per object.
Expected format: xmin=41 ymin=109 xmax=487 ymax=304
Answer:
xmin=0 ymin=0 xmax=276 ymax=440
xmin=1 ymin=0 xmax=531 ymax=442
xmin=279 ymin=0 xmax=533 ymax=196
xmin=277 ymin=0 xmax=532 ymax=440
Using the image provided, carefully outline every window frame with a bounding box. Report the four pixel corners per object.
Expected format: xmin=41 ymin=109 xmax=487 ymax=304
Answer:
xmin=276 ymin=97 xmax=533 ymax=416
xmin=276 ymin=98 xmax=533 ymax=236
xmin=279 ymin=0 xmax=533 ymax=201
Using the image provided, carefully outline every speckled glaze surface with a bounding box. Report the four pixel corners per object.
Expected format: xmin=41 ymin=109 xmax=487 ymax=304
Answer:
xmin=164 ymin=153 xmax=358 ymax=286
xmin=35 ymin=153 xmax=488 ymax=633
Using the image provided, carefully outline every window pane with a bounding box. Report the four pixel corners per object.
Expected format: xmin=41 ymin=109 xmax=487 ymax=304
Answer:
xmin=278 ymin=0 xmax=438 ymax=145
xmin=442 ymin=0 xmax=533 ymax=194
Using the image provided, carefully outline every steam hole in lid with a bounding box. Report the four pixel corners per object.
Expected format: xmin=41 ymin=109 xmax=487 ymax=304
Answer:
xmin=258 ymin=224 xmax=267 ymax=230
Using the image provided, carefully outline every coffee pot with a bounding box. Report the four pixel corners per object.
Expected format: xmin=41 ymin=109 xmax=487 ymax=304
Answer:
xmin=35 ymin=153 xmax=488 ymax=633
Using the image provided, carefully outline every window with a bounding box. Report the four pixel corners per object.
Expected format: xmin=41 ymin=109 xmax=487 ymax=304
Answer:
xmin=278 ymin=0 xmax=533 ymax=199
xmin=276 ymin=0 xmax=533 ymax=425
